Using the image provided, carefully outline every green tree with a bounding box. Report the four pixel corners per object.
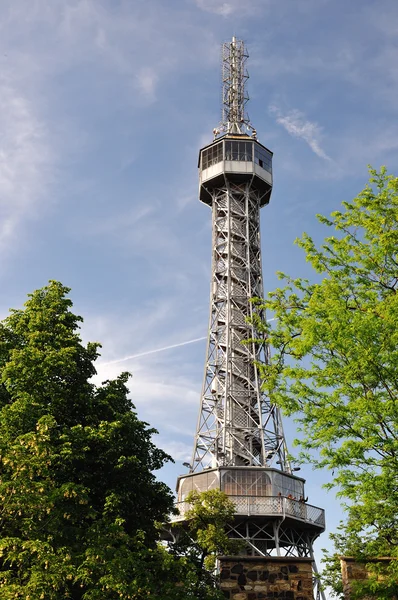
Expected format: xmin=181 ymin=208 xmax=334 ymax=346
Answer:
xmin=253 ymin=168 xmax=398 ymax=597
xmin=0 ymin=281 xmax=180 ymax=599
xmin=169 ymin=489 xmax=243 ymax=600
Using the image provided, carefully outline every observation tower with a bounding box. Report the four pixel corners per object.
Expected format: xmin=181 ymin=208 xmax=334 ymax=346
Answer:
xmin=172 ymin=38 xmax=325 ymax=599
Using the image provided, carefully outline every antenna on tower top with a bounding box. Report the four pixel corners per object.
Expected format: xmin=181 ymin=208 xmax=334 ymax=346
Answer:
xmin=217 ymin=37 xmax=256 ymax=138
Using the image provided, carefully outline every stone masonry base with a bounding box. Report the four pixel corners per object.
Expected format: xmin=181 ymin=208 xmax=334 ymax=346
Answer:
xmin=340 ymin=557 xmax=396 ymax=600
xmin=219 ymin=556 xmax=314 ymax=600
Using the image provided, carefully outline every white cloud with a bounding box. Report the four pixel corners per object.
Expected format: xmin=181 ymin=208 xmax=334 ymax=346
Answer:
xmin=54 ymin=0 xmax=217 ymax=101
xmin=195 ymin=0 xmax=267 ymax=16
xmin=84 ymin=205 xmax=155 ymax=237
xmin=270 ymin=105 xmax=331 ymax=161
xmin=157 ymin=440 xmax=192 ymax=462
xmin=333 ymin=123 xmax=398 ymax=177
xmin=0 ymin=1 xmax=172 ymax=110
xmin=81 ymin=300 xmax=180 ymax=359
xmin=92 ymin=354 xmax=200 ymax=449
xmin=195 ymin=0 xmax=236 ymax=15
xmin=136 ymin=67 xmax=159 ymax=101
xmin=0 ymin=79 xmax=54 ymax=252
xmin=0 ymin=1 xmax=223 ymax=257
xmin=79 ymin=304 xmax=205 ymax=458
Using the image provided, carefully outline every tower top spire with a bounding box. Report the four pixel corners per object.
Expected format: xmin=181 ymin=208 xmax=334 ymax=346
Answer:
xmin=215 ymin=37 xmax=256 ymax=139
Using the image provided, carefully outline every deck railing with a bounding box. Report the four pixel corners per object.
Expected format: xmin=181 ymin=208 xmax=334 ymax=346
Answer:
xmin=170 ymin=495 xmax=325 ymax=529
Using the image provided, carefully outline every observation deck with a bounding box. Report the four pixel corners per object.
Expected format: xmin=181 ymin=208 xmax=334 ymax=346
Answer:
xmin=173 ymin=467 xmax=325 ymax=533
xmin=198 ymin=134 xmax=273 ymax=207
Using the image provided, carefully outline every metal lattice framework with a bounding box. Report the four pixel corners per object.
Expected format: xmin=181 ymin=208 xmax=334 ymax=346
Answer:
xmin=220 ymin=37 xmax=254 ymax=136
xmin=191 ymin=181 xmax=289 ymax=472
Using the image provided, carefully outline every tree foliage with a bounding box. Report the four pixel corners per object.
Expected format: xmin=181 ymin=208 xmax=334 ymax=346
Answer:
xmin=0 ymin=281 xmax=180 ymax=599
xmin=253 ymin=168 xmax=398 ymax=596
xmin=169 ymin=489 xmax=242 ymax=600
xmin=185 ymin=489 xmax=242 ymax=571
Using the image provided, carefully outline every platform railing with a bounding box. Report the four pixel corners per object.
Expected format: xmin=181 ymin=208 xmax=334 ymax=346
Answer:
xmin=170 ymin=495 xmax=325 ymax=528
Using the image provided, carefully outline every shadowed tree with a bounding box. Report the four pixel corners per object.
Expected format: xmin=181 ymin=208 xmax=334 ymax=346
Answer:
xmin=0 ymin=281 xmax=181 ymax=599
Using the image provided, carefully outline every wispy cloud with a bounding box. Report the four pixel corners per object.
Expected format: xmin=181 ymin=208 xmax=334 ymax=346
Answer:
xmin=0 ymin=79 xmax=54 ymax=252
xmin=92 ymin=353 xmax=200 ymax=452
xmin=157 ymin=439 xmax=192 ymax=462
xmin=195 ymin=0 xmax=237 ymax=15
xmin=92 ymin=343 xmax=201 ymax=449
xmin=100 ymin=336 xmax=207 ymax=366
xmin=84 ymin=205 xmax=155 ymax=237
xmin=195 ymin=0 xmax=268 ymax=17
xmin=0 ymin=0 xmax=221 ymax=262
xmin=136 ymin=67 xmax=159 ymax=102
xmin=269 ymin=105 xmax=331 ymax=161
xmin=80 ymin=302 xmax=206 ymax=458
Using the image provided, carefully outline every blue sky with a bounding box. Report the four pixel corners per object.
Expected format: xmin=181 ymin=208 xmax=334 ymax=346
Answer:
xmin=1 ymin=0 xmax=398 ymax=582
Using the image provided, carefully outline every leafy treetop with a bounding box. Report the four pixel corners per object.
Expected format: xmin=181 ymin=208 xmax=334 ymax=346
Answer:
xmin=253 ymin=168 xmax=398 ymax=597
xmin=0 ymin=281 xmax=176 ymax=599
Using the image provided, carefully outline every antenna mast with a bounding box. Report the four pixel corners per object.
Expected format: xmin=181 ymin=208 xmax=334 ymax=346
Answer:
xmin=220 ymin=37 xmax=255 ymax=136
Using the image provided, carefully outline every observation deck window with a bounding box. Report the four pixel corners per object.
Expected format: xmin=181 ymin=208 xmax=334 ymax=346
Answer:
xmin=178 ymin=471 xmax=219 ymax=501
xmin=221 ymin=470 xmax=271 ymax=496
xmin=201 ymin=140 xmax=272 ymax=174
xmin=202 ymin=141 xmax=223 ymax=170
xmin=254 ymin=145 xmax=272 ymax=173
xmin=225 ymin=140 xmax=253 ymax=162
xmin=273 ymin=473 xmax=304 ymax=499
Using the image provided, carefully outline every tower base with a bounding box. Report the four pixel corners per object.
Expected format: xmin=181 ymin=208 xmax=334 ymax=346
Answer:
xmin=219 ymin=556 xmax=315 ymax=600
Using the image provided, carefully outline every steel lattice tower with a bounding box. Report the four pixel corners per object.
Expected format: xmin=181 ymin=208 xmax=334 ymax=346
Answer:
xmin=172 ymin=38 xmax=326 ymax=600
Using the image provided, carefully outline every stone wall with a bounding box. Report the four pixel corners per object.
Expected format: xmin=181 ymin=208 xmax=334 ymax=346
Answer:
xmin=219 ymin=556 xmax=314 ymax=600
xmin=340 ymin=557 xmax=396 ymax=600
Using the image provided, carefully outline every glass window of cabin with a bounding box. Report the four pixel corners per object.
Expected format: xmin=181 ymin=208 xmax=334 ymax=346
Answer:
xmin=225 ymin=141 xmax=232 ymax=160
xmin=201 ymin=148 xmax=208 ymax=170
xmin=202 ymin=141 xmax=223 ymax=170
xmin=179 ymin=471 xmax=219 ymax=501
xmin=254 ymin=145 xmax=272 ymax=173
xmin=179 ymin=476 xmax=193 ymax=501
xmin=273 ymin=473 xmax=304 ymax=499
xmin=231 ymin=141 xmax=239 ymax=160
xmin=225 ymin=140 xmax=253 ymax=162
xmin=243 ymin=141 xmax=253 ymax=161
xmin=222 ymin=470 xmax=271 ymax=496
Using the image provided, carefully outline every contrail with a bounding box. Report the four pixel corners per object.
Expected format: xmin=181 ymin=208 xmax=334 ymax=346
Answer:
xmin=99 ymin=317 xmax=278 ymax=367
xmin=99 ymin=336 xmax=207 ymax=366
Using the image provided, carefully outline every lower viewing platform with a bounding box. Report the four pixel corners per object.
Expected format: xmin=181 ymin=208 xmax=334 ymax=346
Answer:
xmin=173 ymin=466 xmax=325 ymax=532
xmin=171 ymin=495 xmax=325 ymax=530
